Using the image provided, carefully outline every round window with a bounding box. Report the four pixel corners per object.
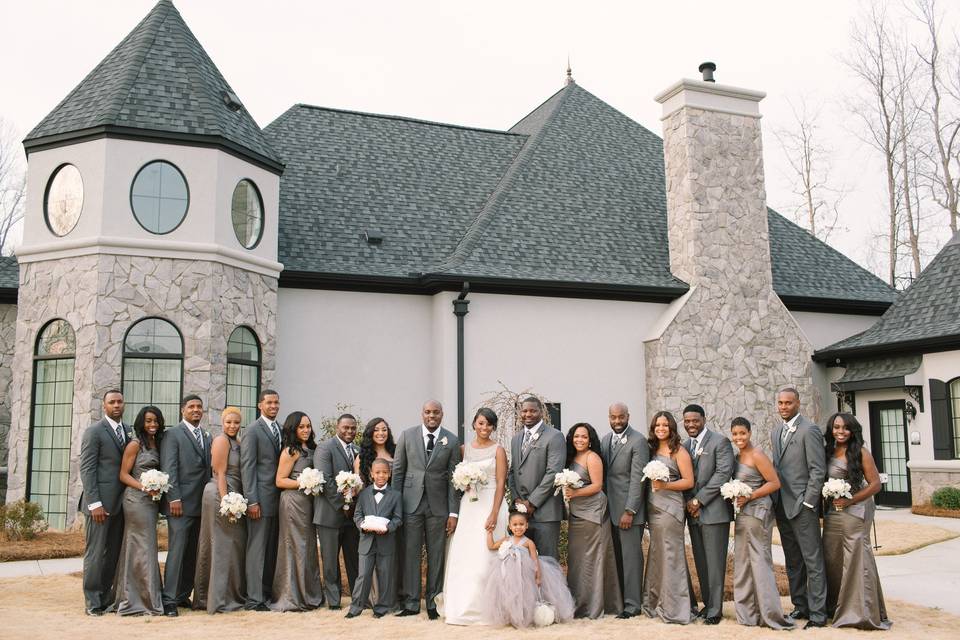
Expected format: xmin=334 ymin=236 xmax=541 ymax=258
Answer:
xmin=130 ymin=161 xmax=189 ymax=234
xmin=44 ymin=164 xmax=84 ymax=236
xmin=231 ymin=179 xmax=264 ymax=249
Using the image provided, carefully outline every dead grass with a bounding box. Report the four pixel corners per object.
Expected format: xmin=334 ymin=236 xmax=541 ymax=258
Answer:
xmin=0 ymin=527 xmax=169 ymax=562
xmin=770 ymin=518 xmax=957 ymax=556
xmin=912 ymin=505 xmax=960 ymax=519
xmin=0 ymin=573 xmax=954 ymax=640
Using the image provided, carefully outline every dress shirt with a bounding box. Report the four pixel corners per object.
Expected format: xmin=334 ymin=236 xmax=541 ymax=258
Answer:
xmin=419 ymin=424 xmax=457 ymax=518
xmin=88 ymin=417 xmax=125 ymax=512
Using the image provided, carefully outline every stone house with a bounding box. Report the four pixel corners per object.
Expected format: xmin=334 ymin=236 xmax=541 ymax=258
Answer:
xmin=0 ymin=0 xmax=897 ymax=527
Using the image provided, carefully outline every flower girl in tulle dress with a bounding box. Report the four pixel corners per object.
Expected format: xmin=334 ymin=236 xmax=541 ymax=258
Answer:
xmin=478 ymin=509 xmax=575 ymax=628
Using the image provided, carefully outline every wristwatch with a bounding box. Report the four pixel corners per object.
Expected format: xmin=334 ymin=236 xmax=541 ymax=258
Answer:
xmin=690 ymin=498 xmax=700 ymax=508
xmin=625 ymin=508 xmax=637 ymax=516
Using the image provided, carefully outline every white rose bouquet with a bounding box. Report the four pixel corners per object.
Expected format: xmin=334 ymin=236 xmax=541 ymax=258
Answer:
xmin=452 ymin=461 xmax=489 ymax=502
xmin=720 ymin=478 xmax=754 ymax=516
xmin=218 ymin=491 xmax=248 ymax=523
xmin=336 ymin=471 xmax=364 ymax=509
xmin=553 ymin=469 xmax=584 ymax=506
xmin=822 ymin=478 xmax=853 ymax=511
xmin=139 ymin=469 xmax=169 ymax=501
xmin=641 ymin=460 xmax=671 ymax=491
xmin=297 ymin=467 xmax=325 ymax=496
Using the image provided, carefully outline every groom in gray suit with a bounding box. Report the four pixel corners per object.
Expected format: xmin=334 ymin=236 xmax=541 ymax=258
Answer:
xmin=79 ymin=389 xmax=127 ymax=615
xmin=683 ymin=404 xmax=734 ymax=625
xmin=600 ymin=402 xmax=649 ymax=619
xmin=392 ymin=400 xmax=461 ymax=619
xmin=772 ymin=386 xmax=827 ymax=628
xmin=509 ymin=396 xmax=566 ymax=559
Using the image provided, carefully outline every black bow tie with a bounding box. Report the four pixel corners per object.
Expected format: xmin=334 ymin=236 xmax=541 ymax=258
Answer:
xmin=374 ymin=489 xmax=386 ymax=495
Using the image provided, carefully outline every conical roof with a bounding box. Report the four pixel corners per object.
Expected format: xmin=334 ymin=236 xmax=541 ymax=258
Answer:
xmin=24 ymin=0 xmax=281 ymax=172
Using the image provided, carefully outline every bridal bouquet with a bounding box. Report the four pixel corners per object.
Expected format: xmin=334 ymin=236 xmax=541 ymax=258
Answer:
xmin=452 ymin=461 xmax=488 ymax=502
xmin=641 ymin=460 xmax=670 ymax=491
xmin=219 ymin=491 xmax=248 ymax=523
xmin=553 ymin=469 xmax=583 ymax=507
xmin=720 ymin=478 xmax=754 ymax=516
xmin=139 ymin=469 xmax=169 ymax=501
xmin=298 ymin=467 xmax=325 ymax=496
xmin=822 ymin=478 xmax=853 ymax=511
xmin=336 ymin=471 xmax=363 ymax=509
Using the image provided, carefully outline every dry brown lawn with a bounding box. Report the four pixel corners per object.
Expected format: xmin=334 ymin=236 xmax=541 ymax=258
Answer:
xmin=912 ymin=505 xmax=960 ymax=519
xmin=0 ymin=573 xmax=954 ymax=640
xmin=770 ymin=518 xmax=957 ymax=556
xmin=0 ymin=527 xmax=168 ymax=562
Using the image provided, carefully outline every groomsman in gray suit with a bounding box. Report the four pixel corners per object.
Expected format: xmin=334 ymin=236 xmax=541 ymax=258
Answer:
xmin=508 ymin=396 xmax=566 ymax=559
xmin=314 ymin=413 xmax=361 ymax=608
xmin=683 ymin=404 xmax=735 ymax=625
xmin=600 ymin=402 xmax=649 ymax=619
xmin=392 ymin=400 xmax=461 ymax=619
xmin=772 ymin=386 xmax=827 ymax=628
xmin=79 ymin=389 xmax=128 ymax=615
xmin=160 ymin=395 xmax=212 ymax=616
xmin=240 ymin=389 xmax=282 ymax=611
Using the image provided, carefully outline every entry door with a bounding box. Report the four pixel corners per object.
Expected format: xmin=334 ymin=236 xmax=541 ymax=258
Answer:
xmin=868 ymin=400 xmax=911 ymax=506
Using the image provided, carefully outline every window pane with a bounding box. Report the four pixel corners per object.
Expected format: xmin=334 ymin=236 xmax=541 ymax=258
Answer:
xmin=36 ymin=319 xmax=76 ymax=356
xmin=227 ymin=326 xmax=260 ymax=362
xmin=29 ymin=353 xmax=74 ymax=530
xmin=131 ymin=161 xmax=188 ymax=234
xmin=951 ymin=379 xmax=960 ymax=460
xmin=44 ymin=164 xmax=84 ymax=237
xmin=122 ymin=355 xmax=183 ymax=426
xmin=231 ymin=180 xmax=263 ymax=249
xmin=125 ymin=318 xmax=182 ymax=356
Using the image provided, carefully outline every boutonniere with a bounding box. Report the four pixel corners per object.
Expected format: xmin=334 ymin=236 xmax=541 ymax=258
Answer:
xmin=440 ymin=437 xmax=448 ymax=446
xmin=204 ymin=431 xmax=211 ymax=439
xmin=531 ymin=431 xmax=541 ymax=442
xmin=127 ymin=430 xmax=134 ymax=439
xmin=786 ymin=424 xmax=797 ymax=435
xmin=694 ymin=444 xmax=704 ymax=457
xmin=618 ymin=434 xmax=628 ymax=445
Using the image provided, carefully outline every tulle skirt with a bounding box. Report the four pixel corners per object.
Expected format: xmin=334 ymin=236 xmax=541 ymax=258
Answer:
xmin=478 ymin=549 xmax=574 ymax=628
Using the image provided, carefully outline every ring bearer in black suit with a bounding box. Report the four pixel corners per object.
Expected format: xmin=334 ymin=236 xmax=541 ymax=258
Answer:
xmin=79 ymin=389 xmax=128 ymax=615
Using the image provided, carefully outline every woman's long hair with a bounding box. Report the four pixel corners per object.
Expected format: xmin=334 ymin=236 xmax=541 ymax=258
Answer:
xmin=133 ymin=405 xmax=165 ymax=450
xmin=281 ymin=410 xmax=316 ymax=456
xmin=565 ymin=422 xmax=603 ymax=468
xmin=824 ymin=412 xmax=866 ymax=490
xmin=358 ymin=417 xmax=395 ymax=484
xmin=647 ymin=410 xmax=682 ymax=454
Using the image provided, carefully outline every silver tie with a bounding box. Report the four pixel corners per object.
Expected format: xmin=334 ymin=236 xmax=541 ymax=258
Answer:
xmin=271 ymin=422 xmax=281 ymax=448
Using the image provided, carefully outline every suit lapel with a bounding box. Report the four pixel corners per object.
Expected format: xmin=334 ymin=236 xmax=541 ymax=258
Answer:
xmin=261 ymin=418 xmax=280 ymax=454
xmin=610 ymin=427 xmax=632 ymax=465
xmin=102 ymin=420 xmax=124 ymax=453
xmin=332 ymin=438 xmax=350 ymax=470
xmin=425 ymin=428 xmax=445 ymax=469
xmin=182 ymin=422 xmax=203 ymax=458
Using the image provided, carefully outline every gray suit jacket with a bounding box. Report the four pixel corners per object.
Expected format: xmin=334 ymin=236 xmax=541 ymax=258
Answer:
xmin=79 ymin=418 xmax=127 ymax=514
xmin=600 ymin=426 xmax=649 ymax=525
xmin=160 ymin=421 xmax=212 ymax=517
xmin=508 ymin=425 xmax=566 ymax=523
xmin=313 ymin=436 xmax=356 ymax=527
xmin=772 ymin=414 xmax=826 ymax=519
xmin=392 ymin=426 xmax=461 ymax=516
xmin=353 ymin=485 xmax=403 ymax=555
xmin=683 ymin=427 xmax=735 ymax=525
xmin=240 ymin=417 xmax=281 ymax=517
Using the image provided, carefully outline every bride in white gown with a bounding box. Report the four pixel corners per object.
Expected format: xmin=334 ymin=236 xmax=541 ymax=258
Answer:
xmin=438 ymin=408 xmax=509 ymax=625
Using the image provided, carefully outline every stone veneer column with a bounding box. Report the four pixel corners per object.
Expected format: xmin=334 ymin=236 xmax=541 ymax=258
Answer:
xmin=644 ymin=78 xmax=818 ymax=449
xmin=5 ymin=255 xmax=277 ymax=523
xmin=0 ymin=303 xmax=17 ymax=497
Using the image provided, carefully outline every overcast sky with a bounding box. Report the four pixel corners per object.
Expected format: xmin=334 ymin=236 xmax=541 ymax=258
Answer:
xmin=2 ymin=0 xmax=957 ymax=277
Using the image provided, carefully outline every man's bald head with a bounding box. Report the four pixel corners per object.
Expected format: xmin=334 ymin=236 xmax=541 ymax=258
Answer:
xmin=422 ymin=400 xmax=443 ymax=429
xmin=608 ymin=402 xmax=630 ymax=433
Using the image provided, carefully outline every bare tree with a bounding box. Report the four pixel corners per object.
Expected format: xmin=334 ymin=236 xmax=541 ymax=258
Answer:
xmin=893 ymin=35 xmax=926 ymax=279
xmin=0 ymin=118 xmax=25 ymax=256
xmin=774 ymin=98 xmax=846 ymax=241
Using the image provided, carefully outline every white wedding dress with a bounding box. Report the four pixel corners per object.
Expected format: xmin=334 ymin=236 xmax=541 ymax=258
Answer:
xmin=437 ymin=442 xmax=508 ymax=625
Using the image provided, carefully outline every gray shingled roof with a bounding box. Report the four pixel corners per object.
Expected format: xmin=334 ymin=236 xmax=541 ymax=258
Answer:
xmin=817 ymin=231 xmax=960 ymax=358
xmin=0 ymin=256 xmax=18 ymax=290
xmin=24 ymin=0 xmax=280 ymax=169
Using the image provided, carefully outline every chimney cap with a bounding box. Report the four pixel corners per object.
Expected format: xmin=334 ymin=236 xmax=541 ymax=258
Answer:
xmin=698 ymin=62 xmax=717 ymax=82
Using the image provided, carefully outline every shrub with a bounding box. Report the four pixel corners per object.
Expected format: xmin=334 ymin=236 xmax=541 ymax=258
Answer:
xmin=931 ymin=486 xmax=960 ymax=510
xmin=317 ymin=402 xmax=364 ymax=445
xmin=0 ymin=499 xmax=48 ymax=540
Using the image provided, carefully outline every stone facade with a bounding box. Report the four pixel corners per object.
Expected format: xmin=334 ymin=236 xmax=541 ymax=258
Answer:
xmin=645 ymin=92 xmax=819 ymax=450
xmin=5 ymin=254 xmax=277 ymax=523
xmin=0 ymin=303 xmax=17 ymax=500
xmin=910 ymin=467 xmax=960 ymax=505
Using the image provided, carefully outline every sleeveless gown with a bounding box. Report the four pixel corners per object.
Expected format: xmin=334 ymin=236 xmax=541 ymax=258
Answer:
xmin=566 ymin=460 xmax=622 ymax=618
xmin=193 ymin=435 xmax=247 ymax=613
xmin=641 ymin=453 xmax=693 ymax=624
xmin=732 ymin=462 xmax=793 ymax=629
xmin=437 ymin=443 xmax=508 ymax=625
xmin=112 ymin=441 xmax=163 ymax=615
xmin=270 ymin=448 xmax=324 ymax=611
xmin=823 ymin=455 xmax=892 ymax=630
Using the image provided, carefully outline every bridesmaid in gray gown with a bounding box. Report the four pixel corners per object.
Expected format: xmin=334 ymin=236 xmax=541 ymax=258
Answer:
xmin=563 ymin=422 xmax=622 ymax=618
xmin=822 ymin=413 xmax=891 ymax=630
xmin=270 ymin=411 xmax=324 ymax=612
xmin=728 ymin=417 xmax=793 ymax=629
xmin=112 ymin=406 xmax=166 ymax=616
xmin=641 ymin=411 xmax=695 ymax=624
xmin=193 ymin=407 xmax=247 ymax=613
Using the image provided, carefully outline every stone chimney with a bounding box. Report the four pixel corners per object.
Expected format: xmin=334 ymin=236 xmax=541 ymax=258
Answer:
xmin=644 ymin=70 xmax=818 ymax=444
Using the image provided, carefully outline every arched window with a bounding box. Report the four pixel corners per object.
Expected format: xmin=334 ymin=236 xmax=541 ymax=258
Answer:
xmin=122 ymin=318 xmax=183 ymax=426
xmin=950 ymin=377 xmax=960 ymax=459
xmin=226 ymin=326 xmax=260 ymax=426
xmin=28 ymin=319 xmax=76 ymax=529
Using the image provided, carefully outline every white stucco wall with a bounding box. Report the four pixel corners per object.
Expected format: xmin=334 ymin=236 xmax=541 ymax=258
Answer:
xmin=791 ymin=311 xmax=879 ymax=350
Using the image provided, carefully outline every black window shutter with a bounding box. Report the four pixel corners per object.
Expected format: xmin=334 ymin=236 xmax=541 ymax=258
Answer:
xmin=930 ymin=378 xmax=952 ymax=460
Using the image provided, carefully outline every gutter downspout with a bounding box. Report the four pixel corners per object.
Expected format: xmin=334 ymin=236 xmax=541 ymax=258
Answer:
xmin=452 ymin=283 xmax=470 ymax=442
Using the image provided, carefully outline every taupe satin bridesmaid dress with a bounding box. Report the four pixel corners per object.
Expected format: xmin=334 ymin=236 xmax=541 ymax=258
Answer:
xmin=566 ymin=460 xmax=622 ymax=618
xmin=823 ymin=455 xmax=892 ymax=630
xmin=112 ymin=440 xmax=163 ymax=616
xmin=641 ymin=454 xmax=693 ymax=624
xmin=270 ymin=448 xmax=324 ymax=611
xmin=732 ymin=462 xmax=793 ymax=629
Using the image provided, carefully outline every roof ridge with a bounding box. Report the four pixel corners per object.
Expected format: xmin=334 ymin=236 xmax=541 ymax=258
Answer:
xmin=280 ymin=103 xmax=526 ymax=137
xmin=425 ymin=84 xmax=575 ymax=274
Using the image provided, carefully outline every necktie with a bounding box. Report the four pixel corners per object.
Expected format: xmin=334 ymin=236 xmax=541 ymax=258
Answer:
xmin=115 ymin=423 xmax=125 ymax=446
xmin=346 ymin=443 xmax=355 ymax=462
xmin=426 ymin=433 xmax=435 ymax=458
xmin=193 ymin=427 xmax=204 ymax=452
xmin=780 ymin=422 xmax=791 ymax=446
xmin=271 ymin=421 xmax=281 ymax=449
xmin=521 ymin=429 xmax=532 ymax=455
